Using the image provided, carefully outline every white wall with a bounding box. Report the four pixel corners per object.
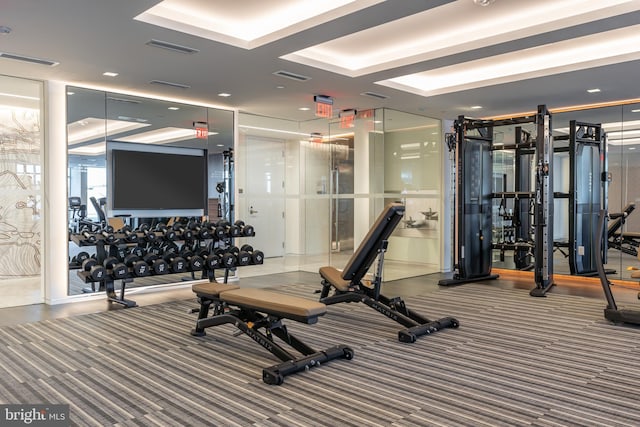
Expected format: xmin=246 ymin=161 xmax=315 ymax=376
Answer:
xmin=45 ymin=81 xmax=75 ymax=304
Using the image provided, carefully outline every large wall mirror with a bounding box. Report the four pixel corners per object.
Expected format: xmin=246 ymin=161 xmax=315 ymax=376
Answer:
xmin=553 ymin=102 xmax=640 ymax=282
xmin=66 ymin=86 xmax=234 ymax=296
xmin=487 ymin=102 xmax=640 ymax=281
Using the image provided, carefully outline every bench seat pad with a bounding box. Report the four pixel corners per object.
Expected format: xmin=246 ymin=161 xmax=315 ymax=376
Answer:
xmin=192 ymin=282 xmax=241 ymax=299
xmin=615 ymin=231 xmax=640 ymax=239
xmin=319 ymin=266 xmax=351 ymax=292
xmin=221 ymin=288 xmax=326 ymax=321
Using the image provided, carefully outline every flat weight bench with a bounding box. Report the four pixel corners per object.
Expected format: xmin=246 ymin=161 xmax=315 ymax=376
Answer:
xmin=191 ymin=282 xmax=354 ymax=385
xmin=318 ymin=203 xmax=459 ymax=343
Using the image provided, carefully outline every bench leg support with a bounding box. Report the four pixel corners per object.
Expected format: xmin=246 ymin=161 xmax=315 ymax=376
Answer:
xmin=263 ymin=345 xmax=354 ymax=385
xmin=195 ymin=311 xmax=354 ymax=385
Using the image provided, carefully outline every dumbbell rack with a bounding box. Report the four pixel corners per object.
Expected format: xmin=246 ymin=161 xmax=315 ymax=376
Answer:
xmin=69 ymin=219 xmax=262 ymax=308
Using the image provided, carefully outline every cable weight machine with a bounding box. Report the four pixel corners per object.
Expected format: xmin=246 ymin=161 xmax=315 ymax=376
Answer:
xmin=440 ymin=105 xmax=556 ymax=296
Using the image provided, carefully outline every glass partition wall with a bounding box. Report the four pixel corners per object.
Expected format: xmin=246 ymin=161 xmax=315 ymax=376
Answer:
xmin=237 ymin=108 xmax=443 ymax=282
xmin=0 ymin=75 xmax=44 ymax=308
xmin=66 ymin=86 xmax=234 ymax=295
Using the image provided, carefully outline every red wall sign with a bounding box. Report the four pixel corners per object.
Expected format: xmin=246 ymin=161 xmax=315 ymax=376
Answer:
xmin=195 ymin=127 xmax=208 ymax=139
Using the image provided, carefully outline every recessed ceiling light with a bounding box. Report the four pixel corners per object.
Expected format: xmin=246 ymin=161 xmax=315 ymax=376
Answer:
xmin=0 ymin=92 xmax=40 ymax=101
xmin=587 ymin=88 xmax=601 ymax=93
xmin=218 ymin=93 xmax=231 ymax=97
xmin=103 ymin=71 xmax=119 ymax=77
xmin=377 ymin=24 xmax=640 ymax=97
xmin=631 ymin=109 xmax=640 ymax=113
xmin=299 ymin=107 xmax=310 ymax=111
xmin=283 ymin=1 xmax=638 ymax=78
xmin=168 ymin=107 xmax=180 ymax=110
xmin=276 ymin=85 xmax=285 ymax=89
xmin=67 ymin=91 xmax=75 ymax=95
xmin=135 ymin=1 xmax=384 ymax=50
xmin=216 ymin=144 xmax=224 ymax=147
xmin=629 ymin=147 xmax=636 ymax=150
xmin=471 ymin=105 xmax=483 ymax=109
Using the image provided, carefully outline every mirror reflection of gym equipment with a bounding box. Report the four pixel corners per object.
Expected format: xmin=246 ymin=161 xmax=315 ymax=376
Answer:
xmin=66 ymin=86 xmax=236 ymax=297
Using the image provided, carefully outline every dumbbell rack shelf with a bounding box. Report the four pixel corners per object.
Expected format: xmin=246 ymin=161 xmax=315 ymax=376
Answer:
xmin=69 ymin=220 xmax=261 ymax=308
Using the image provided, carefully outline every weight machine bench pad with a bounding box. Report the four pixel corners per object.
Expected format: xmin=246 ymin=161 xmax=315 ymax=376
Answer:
xmin=220 ymin=288 xmax=326 ymax=324
xmin=192 ymin=282 xmax=240 ymax=299
xmin=319 ymin=266 xmax=352 ymax=292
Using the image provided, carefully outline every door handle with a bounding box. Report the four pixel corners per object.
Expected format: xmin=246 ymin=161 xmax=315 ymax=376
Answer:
xmin=250 ymin=207 xmax=258 ymax=214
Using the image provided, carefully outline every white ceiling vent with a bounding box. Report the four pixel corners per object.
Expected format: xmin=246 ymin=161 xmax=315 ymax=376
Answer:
xmin=106 ymin=96 xmax=141 ymax=104
xmin=361 ymin=91 xmax=388 ymax=100
xmin=146 ymin=39 xmax=199 ymax=54
xmin=0 ymin=52 xmax=59 ymax=66
xmin=273 ymin=70 xmax=311 ymax=82
xmin=149 ymin=80 xmax=191 ymax=89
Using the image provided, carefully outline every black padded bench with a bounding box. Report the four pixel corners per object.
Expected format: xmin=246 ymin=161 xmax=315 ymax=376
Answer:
xmin=608 ymin=203 xmax=638 ymax=257
xmin=318 ymin=203 xmax=459 ymax=342
xmin=191 ymin=282 xmax=353 ymax=385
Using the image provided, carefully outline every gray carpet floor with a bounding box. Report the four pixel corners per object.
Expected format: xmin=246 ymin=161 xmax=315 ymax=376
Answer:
xmin=0 ymin=278 xmax=639 ymax=426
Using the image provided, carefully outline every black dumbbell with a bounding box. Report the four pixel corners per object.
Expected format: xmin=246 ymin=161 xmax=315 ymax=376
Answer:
xmin=172 ymin=222 xmax=194 ymax=241
xmin=129 ymin=246 xmax=145 ymax=258
xmin=73 ymin=251 xmax=91 ymax=266
xmin=142 ymin=253 xmax=169 ymax=275
xmin=236 ymin=245 xmax=252 ymax=266
xmin=180 ymin=249 xmax=204 ymax=271
xmin=99 ymin=226 xmax=116 ymax=244
xmin=220 ymin=251 xmax=236 ymax=269
xmin=242 ymin=224 xmax=255 ymax=236
xmin=80 ymin=228 xmax=96 ymax=244
xmin=187 ymin=220 xmax=211 ymax=240
xmin=156 ymin=223 xmax=177 ymax=241
xmin=211 ymin=224 xmax=228 ymax=239
xmin=239 ymin=244 xmax=264 ymax=265
xmin=163 ymin=251 xmax=187 ymax=273
xmin=228 ymin=223 xmax=242 ymax=237
xmin=147 ymin=243 xmax=163 ymax=256
xmin=103 ymin=256 xmax=128 ymax=280
xmin=138 ymin=223 xmax=157 ymax=243
xmin=212 ymin=220 xmax=231 ymax=238
xmin=120 ymin=226 xmax=139 ymax=243
xmin=82 ymin=258 xmax=107 ymax=281
xmin=123 ymin=253 xmax=150 ymax=277
xmin=204 ymin=253 xmax=221 ymax=270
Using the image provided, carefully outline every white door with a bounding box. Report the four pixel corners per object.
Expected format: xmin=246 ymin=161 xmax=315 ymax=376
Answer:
xmin=244 ymin=136 xmax=285 ymax=258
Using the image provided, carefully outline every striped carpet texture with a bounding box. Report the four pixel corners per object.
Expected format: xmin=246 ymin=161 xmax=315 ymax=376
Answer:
xmin=0 ymin=280 xmax=639 ymax=426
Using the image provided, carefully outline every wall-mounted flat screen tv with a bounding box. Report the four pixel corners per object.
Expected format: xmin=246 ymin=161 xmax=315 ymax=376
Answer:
xmin=107 ymin=142 xmax=207 ymax=218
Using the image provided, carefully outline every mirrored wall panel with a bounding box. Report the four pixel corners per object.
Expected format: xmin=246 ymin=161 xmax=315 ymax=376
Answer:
xmin=67 ymin=86 xmax=234 ymax=296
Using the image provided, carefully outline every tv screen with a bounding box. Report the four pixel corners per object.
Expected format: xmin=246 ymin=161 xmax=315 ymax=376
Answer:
xmin=107 ymin=142 xmax=207 ymax=217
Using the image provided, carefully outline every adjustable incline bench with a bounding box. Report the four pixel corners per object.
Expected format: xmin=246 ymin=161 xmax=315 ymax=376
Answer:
xmin=191 ymin=282 xmax=354 ymax=385
xmin=318 ymin=203 xmax=459 ymax=343
xmin=608 ymin=203 xmax=638 ymax=257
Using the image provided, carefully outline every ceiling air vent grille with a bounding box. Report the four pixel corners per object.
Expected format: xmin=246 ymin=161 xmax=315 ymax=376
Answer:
xmin=0 ymin=52 xmax=59 ymax=66
xmin=273 ymin=70 xmax=311 ymax=82
xmin=106 ymin=96 xmax=141 ymax=104
xmin=149 ymin=80 xmax=191 ymax=89
xmin=361 ymin=91 xmax=388 ymax=100
xmin=146 ymin=39 xmax=199 ymax=54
